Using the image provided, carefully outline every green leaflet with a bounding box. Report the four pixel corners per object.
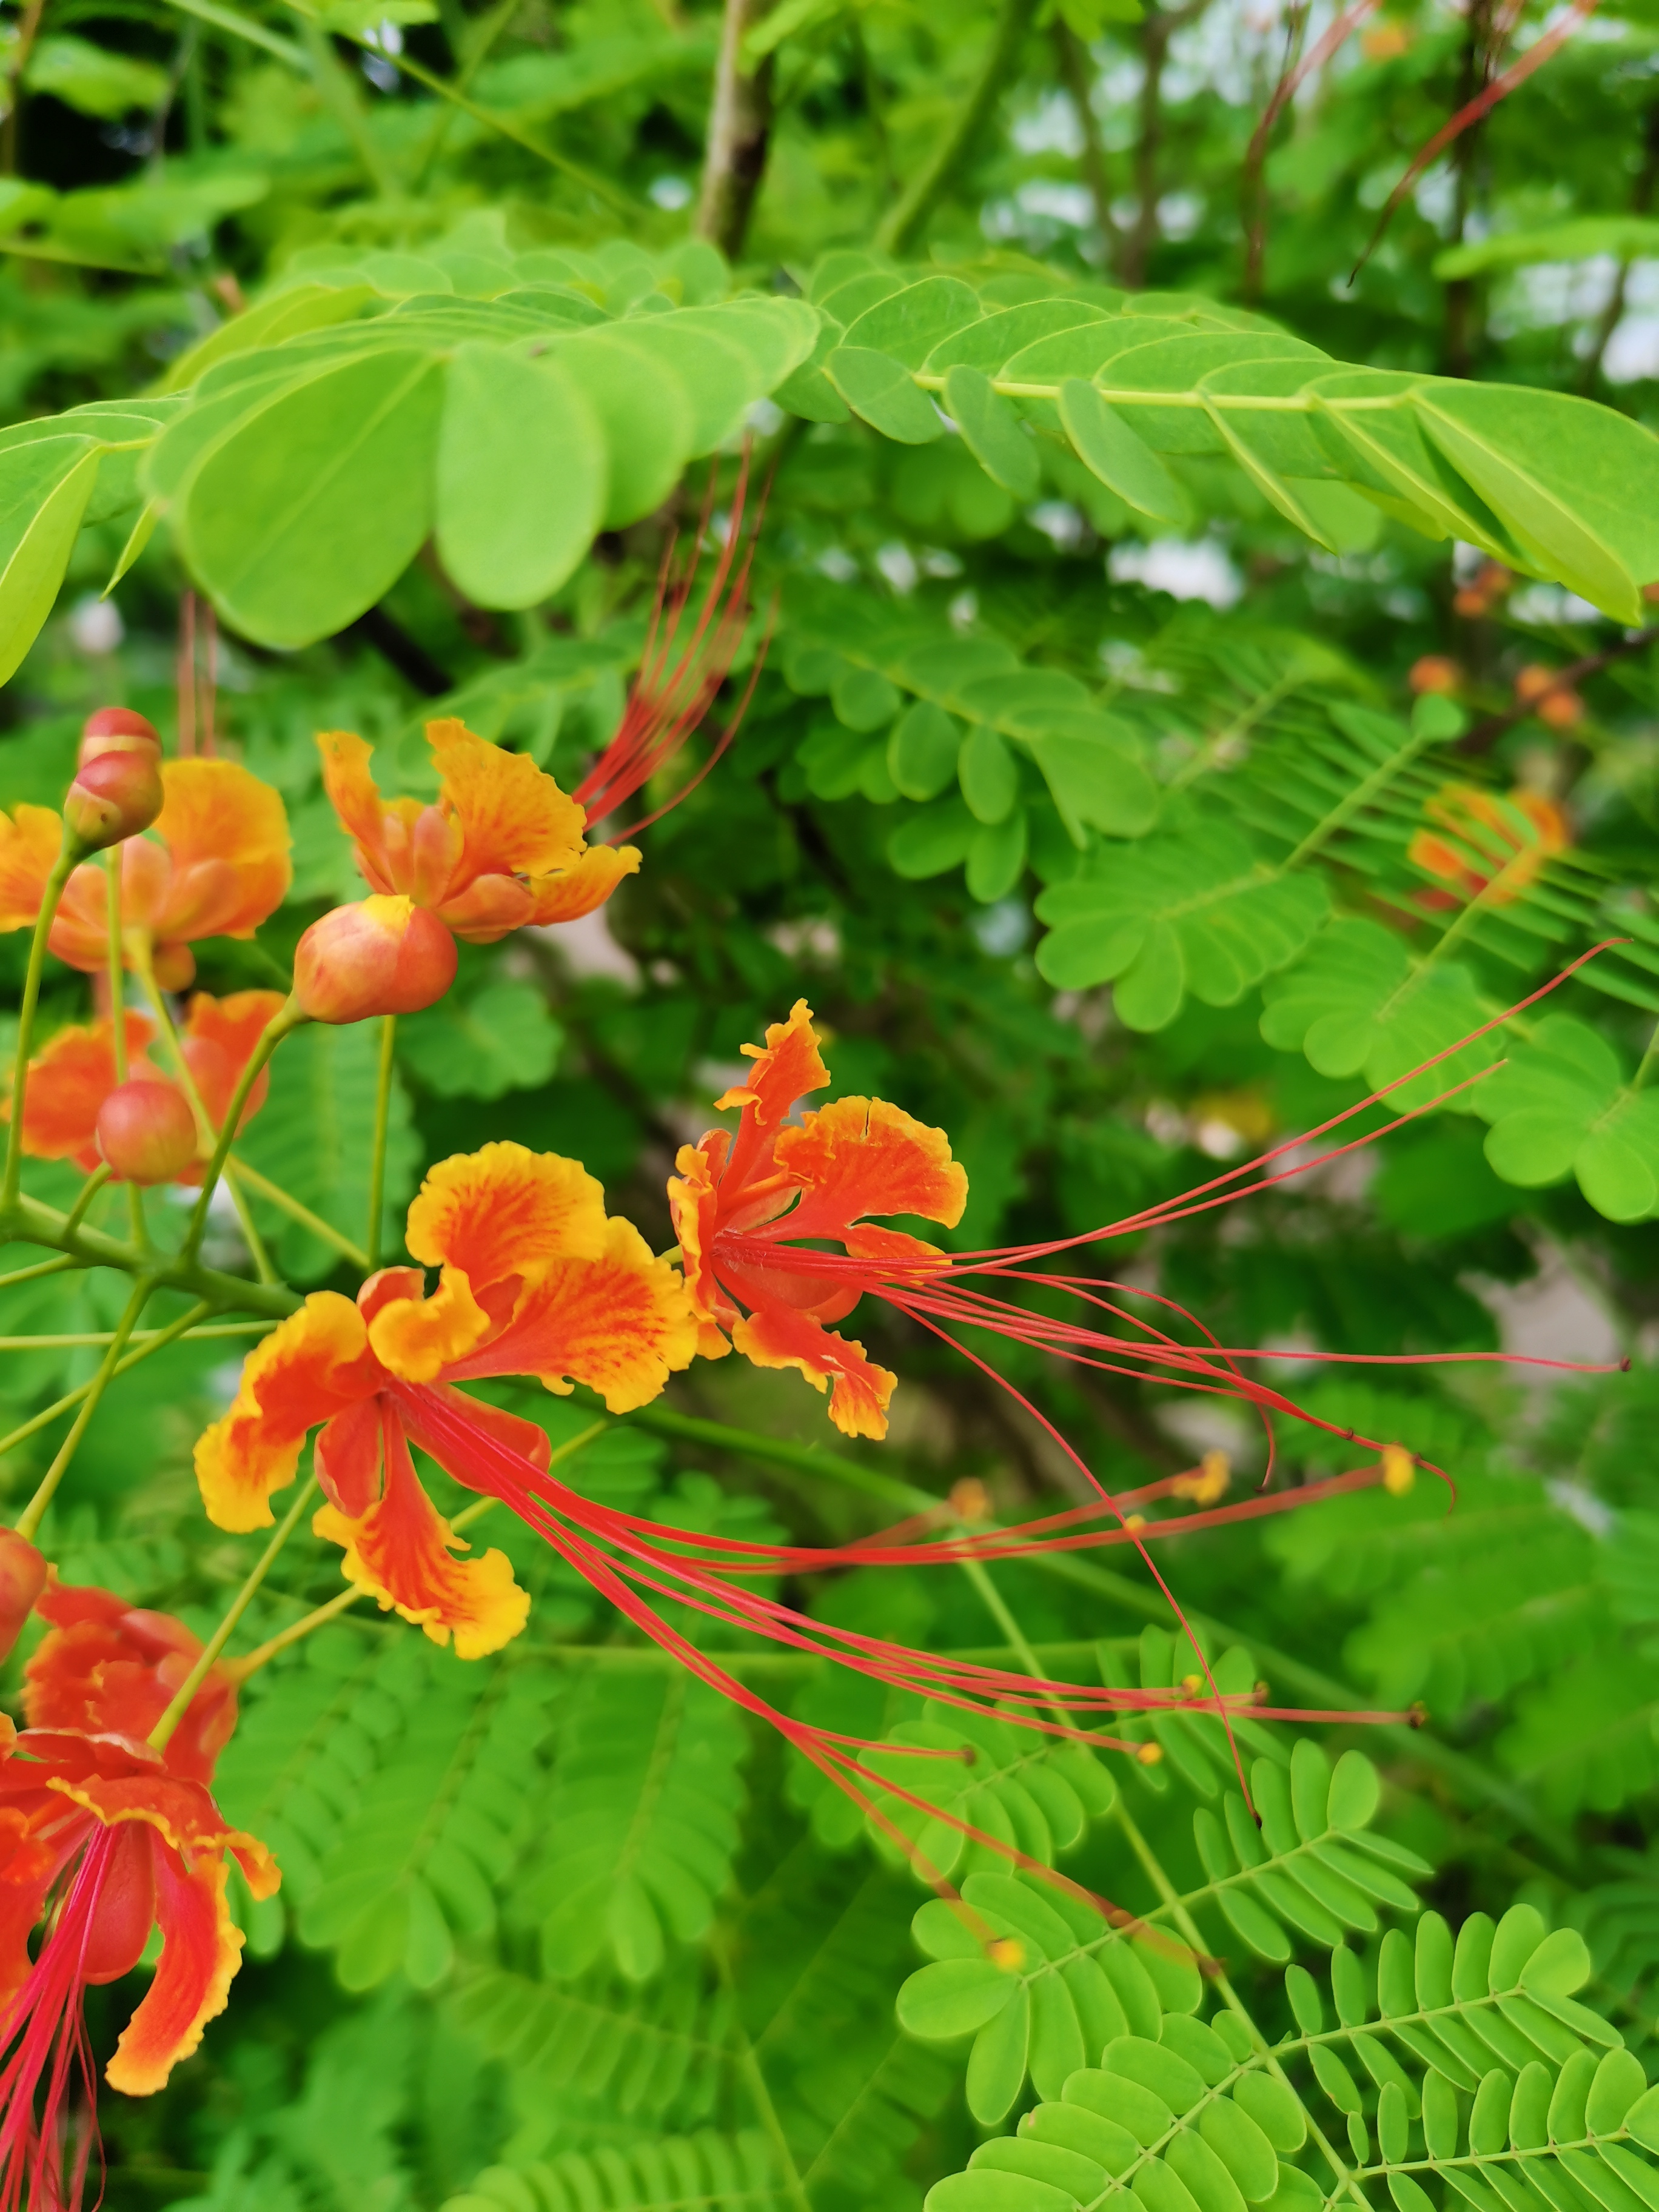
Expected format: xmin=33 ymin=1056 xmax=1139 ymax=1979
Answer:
xmin=0 ymin=436 xmax=102 ymax=685
xmin=398 ymin=980 xmax=564 ymax=1101
xmin=1033 ymin=823 xmax=1330 ymax=1028
xmin=439 ymin=2132 xmax=785 ymax=2212
xmin=1474 ymin=1015 xmax=1659 ymax=1223
xmin=233 ymin=1017 xmax=419 ymax=1281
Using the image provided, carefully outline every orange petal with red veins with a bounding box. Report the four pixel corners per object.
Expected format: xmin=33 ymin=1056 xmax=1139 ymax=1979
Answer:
xmin=153 ymin=760 xmax=292 ymax=942
xmin=427 ymin=718 xmax=588 ymax=882
xmin=730 ymin=1302 xmax=896 ymax=1441
xmin=666 ymin=1140 xmax=726 ymax=1324
xmin=315 ymin=1398 xmax=383 ymax=1517
xmin=404 ymin=1142 xmax=609 ymax=1285
xmin=367 ymin=1265 xmax=492 ymax=1382
xmin=0 ymin=1803 xmax=73 ymax=2011
xmin=193 ymin=1294 xmax=386 ymax=1532
xmin=315 ymin=730 xmax=394 ymax=885
xmin=523 ymin=843 xmax=640 ymax=929
xmin=716 ymin=999 xmax=829 ymax=1127
xmin=5 ymin=1012 xmax=155 ymax=1168
xmin=181 ymin=990 xmax=286 ymax=1133
xmin=106 ymin=1843 xmax=240 ymax=2094
xmin=427 ymin=1386 xmax=554 ymax=1475
xmin=0 ymin=804 xmax=62 ymax=931
xmin=776 ymin=1096 xmax=968 ymax=1238
xmin=313 ymin=1426 xmax=528 ymax=1659
xmin=444 ymin=1218 xmax=699 ymax=1412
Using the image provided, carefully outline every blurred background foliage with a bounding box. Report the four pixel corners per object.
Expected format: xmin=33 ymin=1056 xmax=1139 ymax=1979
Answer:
xmin=7 ymin=0 xmax=1659 ymax=2204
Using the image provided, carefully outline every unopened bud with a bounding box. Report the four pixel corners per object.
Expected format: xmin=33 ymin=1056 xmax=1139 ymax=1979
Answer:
xmin=0 ymin=1529 xmax=45 ymax=1661
xmin=293 ymin=895 xmax=457 ymax=1025
xmin=96 ymin=1079 xmax=198 ymax=1184
xmin=64 ymin=746 xmax=163 ymax=853
xmin=79 ymin=706 xmax=161 ymax=765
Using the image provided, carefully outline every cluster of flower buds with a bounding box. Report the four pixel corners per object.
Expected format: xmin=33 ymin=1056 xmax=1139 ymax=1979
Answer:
xmin=1453 ymin=560 xmax=1513 ymax=620
xmin=62 ymin=706 xmax=164 ymax=854
xmin=1514 ymin=662 xmax=1584 ymax=731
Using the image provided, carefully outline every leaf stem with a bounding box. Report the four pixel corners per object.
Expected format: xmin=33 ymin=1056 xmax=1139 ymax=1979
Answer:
xmin=227 ymin=1157 xmax=367 ymax=1272
xmin=874 ymin=0 xmax=1038 ymax=255
xmin=4 ymin=831 xmax=79 ymax=1210
xmin=0 ymin=1299 xmax=212 ymax=1466
xmin=13 ymin=1277 xmax=152 ymax=1541
xmin=366 ymin=1013 xmax=395 ymax=1272
xmin=102 ymin=846 xmax=149 ymax=1248
xmin=148 ymin=1476 xmax=318 ymax=1752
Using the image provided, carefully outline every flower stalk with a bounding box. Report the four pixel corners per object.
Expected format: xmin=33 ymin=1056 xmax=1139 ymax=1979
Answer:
xmin=2 ymin=829 xmax=78 ymax=1210
xmin=13 ymin=1275 xmax=152 ymax=1542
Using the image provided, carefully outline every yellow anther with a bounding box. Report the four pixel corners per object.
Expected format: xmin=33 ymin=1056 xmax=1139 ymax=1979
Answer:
xmin=1381 ymin=1444 xmax=1415 ymax=1496
xmin=987 ymin=1936 xmax=1025 ymax=1972
xmin=1181 ymin=1674 xmax=1204 ymax=1695
xmin=1173 ymin=1450 xmax=1231 ymax=1506
xmin=1137 ymin=1741 xmax=1164 ymax=1766
xmin=1124 ymin=1512 xmax=1147 ymax=1532
xmin=950 ymin=1477 xmax=991 ymax=1524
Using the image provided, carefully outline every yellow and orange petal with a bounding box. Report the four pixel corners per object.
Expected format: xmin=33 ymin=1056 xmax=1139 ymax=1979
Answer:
xmin=313 ymin=1432 xmax=529 ymax=1660
xmin=729 ymin=1304 xmax=896 ymax=1441
xmin=716 ymin=997 xmax=830 ymax=1128
xmin=521 ymin=843 xmax=640 ymax=931
xmin=181 ymin=990 xmax=286 ymax=1133
xmin=428 ymin=718 xmax=588 ymax=884
xmin=406 ymin=1142 xmax=609 ymax=1285
xmin=447 ymin=1216 xmax=699 ymax=1412
xmin=776 ymin=1096 xmax=967 ymax=1239
xmin=151 ymin=759 xmax=293 ymax=942
xmin=367 ymin=1268 xmax=493 ymax=1384
xmin=667 ymin=1139 xmax=727 ymax=1326
xmin=315 ymin=730 xmax=394 ymax=883
xmin=0 ymin=804 xmax=62 ymax=931
xmin=193 ymin=1295 xmax=387 ymax=1532
xmin=5 ymin=1011 xmax=156 ymax=1168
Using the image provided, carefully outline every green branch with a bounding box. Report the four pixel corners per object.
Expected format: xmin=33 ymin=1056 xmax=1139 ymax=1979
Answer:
xmin=875 ymin=0 xmax=1039 ymax=255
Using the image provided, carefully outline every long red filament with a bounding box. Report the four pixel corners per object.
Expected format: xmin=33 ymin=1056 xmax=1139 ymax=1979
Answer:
xmin=0 ymin=1826 xmax=111 ymax=2212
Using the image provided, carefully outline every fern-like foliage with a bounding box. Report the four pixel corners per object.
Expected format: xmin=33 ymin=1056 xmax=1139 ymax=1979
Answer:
xmin=439 ymin=2130 xmax=783 ymax=2212
xmin=919 ymin=1902 xmax=1658 ymax=2212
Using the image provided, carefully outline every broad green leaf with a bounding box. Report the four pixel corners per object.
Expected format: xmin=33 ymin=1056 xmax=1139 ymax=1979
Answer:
xmin=945 ymin=364 xmax=1040 ymax=498
xmin=1474 ymin=1014 xmax=1659 ymax=1221
xmin=1435 ymin=216 xmax=1659 ymax=280
xmin=1057 ymin=379 xmax=1185 ymax=522
xmin=25 ymin=35 xmax=169 ymax=116
xmin=828 ymin=347 xmax=945 ymax=441
xmin=897 ymin=1959 xmax=1022 ymax=2040
xmin=554 ymin=329 xmax=697 ymax=526
xmin=434 ymin=346 xmax=605 ymax=607
xmin=178 ymin=349 xmax=445 ymax=647
xmin=0 ymin=438 xmax=102 ymax=686
xmin=397 ymin=982 xmax=563 ymax=1101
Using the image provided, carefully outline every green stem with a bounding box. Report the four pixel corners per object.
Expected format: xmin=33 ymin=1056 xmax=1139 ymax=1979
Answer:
xmin=1634 ymin=1017 xmax=1659 ymax=1091
xmin=4 ymin=833 xmax=78 ymax=1209
xmin=0 ymin=1300 xmax=212 ymax=1467
xmin=130 ymin=947 xmax=275 ymax=1282
xmin=0 ymin=1252 xmax=81 ymax=1292
xmin=227 ymin=1157 xmax=367 ymax=1272
xmin=62 ymin=1165 xmax=111 ymax=1239
xmin=102 ymin=845 xmax=149 ymax=1247
xmin=0 ymin=1188 xmax=298 ymax=1318
xmin=366 ymin=1013 xmax=395 ymax=1272
xmin=13 ymin=1278 xmax=151 ymax=1541
xmin=149 ymin=1477 xmax=318 ymax=1752
xmin=182 ymin=995 xmax=303 ymax=1264
xmin=874 ymin=0 xmax=1038 ymax=254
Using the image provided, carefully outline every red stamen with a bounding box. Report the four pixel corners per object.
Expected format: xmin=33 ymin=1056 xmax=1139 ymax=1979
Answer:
xmin=0 ymin=1826 xmax=111 ymax=2212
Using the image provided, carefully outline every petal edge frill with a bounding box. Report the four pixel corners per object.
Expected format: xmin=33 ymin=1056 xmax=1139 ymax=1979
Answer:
xmin=313 ymin=1426 xmax=528 ymax=1660
xmin=105 ymin=1845 xmax=241 ymax=2096
xmin=194 ymin=1295 xmax=387 ymax=1532
xmin=523 ymin=842 xmax=640 ymax=929
xmin=429 ymin=719 xmax=588 ymax=882
xmin=404 ymin=1142 xmax=609 ymax=1282
xmin=729 ymin=1304 xmax=896 ymax=1441
xmin=774 ymin=1095 xmax=967 ymax=1238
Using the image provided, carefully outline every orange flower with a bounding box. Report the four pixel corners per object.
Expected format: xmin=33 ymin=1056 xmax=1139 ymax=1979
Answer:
xmin=1407 ymin=782 xmax=1569 ymax=909
xmin=0 ymin=759 xmax=291 ymax=991
xmin=317 ymin=719 xmax=640 ymax=947
xmin=193 ymin=1143 xmax=699 ymax=1657
xmin=667 ymin=1000 xmax=967 ymax=1439
xmin=4 ymin=991 xmax=284 ymax=1178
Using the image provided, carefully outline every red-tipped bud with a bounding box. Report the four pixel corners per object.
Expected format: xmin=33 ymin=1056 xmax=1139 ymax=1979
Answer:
xmin=0 ymin=1529 xmax=45 ymax=1662
xmin=292 ymin=895 xmax=457 ymax=1024
xmin=64 ymin=748 xmax=164 ymax=854
xmin=95 ymin=1080 xmax=198 ymax=1185
xmin=79 ymin=706 xmax=161 ymax=765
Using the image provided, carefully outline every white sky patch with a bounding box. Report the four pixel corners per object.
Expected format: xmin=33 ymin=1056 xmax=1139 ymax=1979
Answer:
xmin=1109 ymin=537 xmax=1244 ymax=608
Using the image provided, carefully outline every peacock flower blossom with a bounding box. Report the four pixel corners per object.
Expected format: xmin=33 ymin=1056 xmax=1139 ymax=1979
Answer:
xmin=4 ymin=992 xmax=286 ymax=1181
xmin=0 ymin=759 xmax=291 ymax=991
xmin=669 ymin=1000 xmax=968 ymax=1440
xmin=0 ymin=1585 xmax=275 ymax=2204
xmin=0 ymin=1534 xmax=44 ymax=1667
xmin=192 ymin=1142 xmax=701 ymax=1659
xmin=316 ymin=718 xmax=640 ymax=947
xmin=1408 ymin=782 xmax=1569 ymax=911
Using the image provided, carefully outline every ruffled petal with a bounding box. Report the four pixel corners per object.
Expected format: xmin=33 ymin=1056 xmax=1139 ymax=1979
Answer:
xmin=0 ymin=805 xmax=62 ymax=932
xmin=312 ymin=1420 xmax=529 ymax=1660
xmin=315 ymin=730 xmax=394 ymax=886
xmin=729 ymin=1303 xmax=896 ymax=1440
xmin=367 ymin=1266 xmax=492 ymax=1383
xmin=774 ymin=1096 xmax=968 ymax=1239
xmin=193 ymin=1295 xmax=387 ymax=1532
xmin=666 ymin=1139 xmax=726 ymax=1324
xmin=522 ymin=843 xmax=640 ymax=928
xmin=105 ymin=1841 xmax=240 ymax=2095
xmin=404 ymin=1142 xmax=610 ymax=1284
xmin=6 ymin=1012 xmax=156 ymax=1168
xmin=444 ymin=1217 xmax=699 ymax=1412
xmin=152 ymin=760 xmax=292 ymax=942
xmin=716 ymin=998 xmax=829 ymax=1125
xmin=427 ymin=719 xmax=588 ymax=882
xmin=25 ymin=1590 xmax=237 ymax=1786
xmin=180 ymin=990 xmax=286 ymax=1133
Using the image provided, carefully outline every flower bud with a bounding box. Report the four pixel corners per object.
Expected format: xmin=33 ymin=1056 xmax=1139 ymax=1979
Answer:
xmin=292 ymin=895 xmax=457 ymax=1024
xmin=79 ymin=706 xmax=161 ymax=765
xmin=64 ymin=747 xmax=164 ymax=854
xmin=0 ymin=1528 xmax=45 ymax=1663
xmin=95 ymin=1080 xmax=199 ymax=1185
